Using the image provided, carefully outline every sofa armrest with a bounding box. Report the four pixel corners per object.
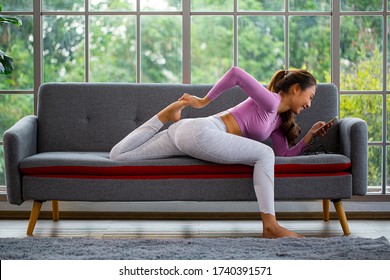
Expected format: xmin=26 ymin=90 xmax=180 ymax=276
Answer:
xmin=339 ymin=118 xmax=368 ymax=196
xmin=3 ymin=115 xmax=38 ymax=205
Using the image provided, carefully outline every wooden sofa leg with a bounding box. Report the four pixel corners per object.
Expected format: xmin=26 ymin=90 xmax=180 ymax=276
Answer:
xmin=322 ymin=199 xmax=330 ymax=221
xmin=27 ymin=200 xmax=43 ymax=236
xmin=52 ymin=200 xmax=59 ymax=221
xmin=333 ymin=200 xmax=351 ymax=235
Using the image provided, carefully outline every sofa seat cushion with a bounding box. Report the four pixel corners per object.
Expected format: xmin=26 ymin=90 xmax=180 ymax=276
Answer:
xmin=275 ymin=154 xmax=351 ymax=176
xmin=20 ymin=152 xmax=351 ymax=179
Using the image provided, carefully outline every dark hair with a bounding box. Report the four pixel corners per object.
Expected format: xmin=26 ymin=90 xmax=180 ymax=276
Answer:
xmin=268 ymin=69 xmax=317 ymax=146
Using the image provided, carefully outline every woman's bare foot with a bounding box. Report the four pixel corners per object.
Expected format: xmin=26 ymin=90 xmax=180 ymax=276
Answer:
xmin=157 ymin=100 xmax=188 ymax=124
xmin=261 ymin=213 xmax=303 ymax=239
xmin=262 ymin=224 xmax=303 ymax=239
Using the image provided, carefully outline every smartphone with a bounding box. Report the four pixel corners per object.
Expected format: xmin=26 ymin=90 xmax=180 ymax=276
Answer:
xmin=313 ymin=116 xmax=338 ymax=134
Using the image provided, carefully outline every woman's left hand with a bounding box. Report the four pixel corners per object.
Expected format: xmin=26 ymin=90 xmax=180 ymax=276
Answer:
xmin=178 ymin=93 xmax=211 ymax=108
xmin=310 ymin=121 xmax=333 ymax=137
xmin=304 ymin=121 xmax=334 ymax=145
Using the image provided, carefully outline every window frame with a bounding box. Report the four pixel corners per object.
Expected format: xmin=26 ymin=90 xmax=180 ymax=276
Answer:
xmin=0 ymin=0 xmax=389 ymax=196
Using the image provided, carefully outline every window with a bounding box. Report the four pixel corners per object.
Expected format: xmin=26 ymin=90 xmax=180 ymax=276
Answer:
xmin=237 ymin=16 xmax=284 ymax=83
xmin=89 ymin=15 xmax=137 ymax=82
xmin=0 ymin=0 xmax=389 ymax=195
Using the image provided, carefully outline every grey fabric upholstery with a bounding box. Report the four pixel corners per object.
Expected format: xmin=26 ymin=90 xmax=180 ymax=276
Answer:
xmin=3 ymin=115 xmax=37 ymax=205
xmin=339 ymin=118 xmax=368 ymax=195
xmin=19 ymin=152 xmax=351 ymax=169
xmin=21 ymin=175 xmax=352 ymax=202
xmin=3 ymin=82 xmax=367 ymax=207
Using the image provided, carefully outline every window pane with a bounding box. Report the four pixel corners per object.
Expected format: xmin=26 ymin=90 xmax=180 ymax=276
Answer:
xmin=141 ymin=16 xmax=182 ymax=83
xmin=340 ymin=94 xmax=382 ymax=142
xmin=0 ymin=93 xmax=32 ymax=187
xmin=192 ymin=0 xmax=233 ymax=11
xmin=386 ymin=95 xmax=390 ymax=142
xmin=238 ymin=16 xmax=284 ymax=84
xmin=191 ymin=16 xmax=233 ymax=84
xmin=368 ymin=146 xmax=382 ymax=193
xmin=238 ymin=0 xmax=284 ymax=11
xmin=289 ymin=16 xmax=331 ymax=83
xmin=341 ymin=0 xmax=383 ymax=11
xmin=43 ymin=16 xmax=85 ymax=83
xmin=0 ymin=146 xmax=5 ymax=186
xmin=90 ymin=0 xmax=136 ymax=11
xmin=289 ymin=0 xmax=331 ymax=11
xmin=387 ymin=147 xmax=390 ymax=194
xmin=2 ymin=0 xmax=32 ymax=11
xmin=388 ymin=16 xmax=390 ymax=90
xmin=340 ymin=16 xmax=383 ymax=91
xmin=0 ymin=94 xmax=34 ymax=186
xmin=89 ymin=16 xmax=136 ymax=82
xmin=43 ymin=0 xmax=85 ymax=11
xmin=0 ymin=94 xmax=34 ymax=141
xmin=141 ymin=0 xmax=181 ymax=11
xmin=0 ymin=16 xmax=33 ymax=90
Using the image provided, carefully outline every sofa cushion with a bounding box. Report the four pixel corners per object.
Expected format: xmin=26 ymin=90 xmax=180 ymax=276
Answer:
xmin=275 ymin=154 xmax=351 ymax=176
xmin=20 ymin=152 xmax=351 ymax=179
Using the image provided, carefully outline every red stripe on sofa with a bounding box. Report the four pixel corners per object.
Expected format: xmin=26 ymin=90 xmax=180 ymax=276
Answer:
xmin=24 ymin=172 xmax=350 ymax=180
xmin=20 ymin=165 xmax=252 ymax=176
xmin=275 ymin=163 xmax=351 ymax=173
xmin=20 ymin=162 xmax=351 ymax=177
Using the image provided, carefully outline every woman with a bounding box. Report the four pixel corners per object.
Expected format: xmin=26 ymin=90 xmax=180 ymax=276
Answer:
xmin=110 ymin=66 xmax=332 ymax=238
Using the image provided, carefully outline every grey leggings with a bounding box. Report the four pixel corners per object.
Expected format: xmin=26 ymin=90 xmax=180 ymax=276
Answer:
xmin=110 ymin=115 xmax=276 ymax=215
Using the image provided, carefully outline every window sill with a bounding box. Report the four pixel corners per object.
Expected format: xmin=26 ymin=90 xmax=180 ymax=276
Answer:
xmin=0 ymin=192 xmax=7 ymax=202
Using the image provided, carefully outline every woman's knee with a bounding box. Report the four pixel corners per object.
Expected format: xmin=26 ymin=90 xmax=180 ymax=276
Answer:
xmin=255 ymin=144 xmax=275 ymax=171
xmin=109 ymin=145 xmax=132 ymax=161
xmin=110 ymin=150 xmax=139 ymax=161
xmin=257 ymin=144 xmax=275 ymax=162
xmin=109 ymin=148 xmax=122 ymax=161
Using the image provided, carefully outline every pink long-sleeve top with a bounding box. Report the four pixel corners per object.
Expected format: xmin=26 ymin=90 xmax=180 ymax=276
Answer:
xmin=206 ymin=66 xmax=308 ymax=157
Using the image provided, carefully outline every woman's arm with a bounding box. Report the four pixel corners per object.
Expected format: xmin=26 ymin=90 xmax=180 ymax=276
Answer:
xmin=271 ymin=130 xmax=308 ymax=157
xmin=302 ymin=121 xmax=334 ymax=144
xmin=205 ymin=66 xmax=276 ymax=110
xmin=271 ymin=121 xmax=334 ymax=157
xmin=180 ymin=66 xmax=274 ymax=110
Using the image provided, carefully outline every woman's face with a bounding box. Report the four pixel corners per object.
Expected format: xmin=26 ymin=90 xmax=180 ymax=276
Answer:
xmin=290 ymin=85 xmax=316 ymax=115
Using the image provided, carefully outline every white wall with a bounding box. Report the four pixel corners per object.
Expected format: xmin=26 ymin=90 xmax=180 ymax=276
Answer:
xmin=1 ymin=200 xmax=389 ymax=213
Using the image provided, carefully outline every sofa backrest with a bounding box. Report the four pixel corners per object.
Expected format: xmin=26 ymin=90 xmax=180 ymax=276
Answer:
xmin=37 ymin=83 xmax=338 ymax=153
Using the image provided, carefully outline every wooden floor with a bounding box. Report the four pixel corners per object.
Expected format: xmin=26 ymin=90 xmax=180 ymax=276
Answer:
xmin=1 ymin=218 xmax=390 ymax=239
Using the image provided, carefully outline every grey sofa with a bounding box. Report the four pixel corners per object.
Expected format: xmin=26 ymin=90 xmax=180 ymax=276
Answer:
xmin=3 ymin=82 xmax=367 ymax=236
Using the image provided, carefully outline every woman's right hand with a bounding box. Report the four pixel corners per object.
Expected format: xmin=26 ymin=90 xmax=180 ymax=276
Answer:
xmin=178 ymin=93 xmax=211 ymax=108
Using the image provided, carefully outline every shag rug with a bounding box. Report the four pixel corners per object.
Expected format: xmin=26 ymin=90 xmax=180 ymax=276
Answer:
xmin=1 ymin=236 xmax=389 ymax=260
